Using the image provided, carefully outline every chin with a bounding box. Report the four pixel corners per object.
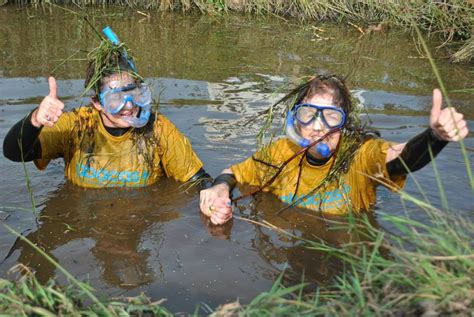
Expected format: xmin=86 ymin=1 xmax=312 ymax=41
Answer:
xmin=119 ymin=118 xmax=135 ymax=127
xmin=108 ymin=117 xmax=132 ymax=128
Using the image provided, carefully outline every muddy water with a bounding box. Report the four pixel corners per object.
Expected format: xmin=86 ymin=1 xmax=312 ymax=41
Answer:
xmin=0 ymin=5 xmax=473 ymax=313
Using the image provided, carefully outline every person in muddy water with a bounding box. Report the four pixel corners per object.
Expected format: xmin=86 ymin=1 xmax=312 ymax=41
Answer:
xmin=199 ymin=74 xmax=469 ymax=225
xmin=3 ymin=33 xmax=210 ymax=188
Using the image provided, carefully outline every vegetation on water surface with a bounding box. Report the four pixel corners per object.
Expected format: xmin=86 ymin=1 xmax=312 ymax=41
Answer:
xmin=6 ymin=0 xmax=474 ymax=63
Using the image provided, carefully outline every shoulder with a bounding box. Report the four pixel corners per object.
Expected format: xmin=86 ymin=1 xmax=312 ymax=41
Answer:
xmin=358 ymin=138 xmax=395 ymax=156
xmin=41 ymin=106 xmax=95 ymax=132
xmin=153 ymin=113 xmax=177 ymax=131
xmin=267 ymin=138 xmax=300 ymax=154
xmin=71 ymin=106 xmax=96 ymax=118
xmin=254 ymin=138 xmax=300 ymax=164
xmin=63 ymin=106 xmax=98 ymax=125
xmin=152 ymin=112 xmax=189 ymax=143
xmin=350 ymin=137 xmax=395 ymax=169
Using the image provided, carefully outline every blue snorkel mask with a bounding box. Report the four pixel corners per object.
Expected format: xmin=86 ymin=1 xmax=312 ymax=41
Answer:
xmin=99 ymin=82 xmax=152 ymax=128
xmin=285 ymin=103 xmax=346 ymax=158
xmin=101 ymin=26 xmax=151 ymax=128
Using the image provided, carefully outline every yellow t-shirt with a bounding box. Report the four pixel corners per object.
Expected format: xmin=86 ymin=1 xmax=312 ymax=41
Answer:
xmin=35 ymin=107 xmax=203 ymax=188
xmin=231 ymin=138 xmax=406 ymax=215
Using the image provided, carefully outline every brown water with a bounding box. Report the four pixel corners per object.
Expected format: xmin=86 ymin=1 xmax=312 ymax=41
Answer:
xmin=0 ymin=5 xmax=473 ymax=313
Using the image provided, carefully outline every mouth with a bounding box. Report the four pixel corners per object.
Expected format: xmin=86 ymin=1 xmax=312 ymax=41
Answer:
xmin=119 ymin=107 xmax=138 ymax=118
xmin=308 ymin=133 xmax=325 ymax=142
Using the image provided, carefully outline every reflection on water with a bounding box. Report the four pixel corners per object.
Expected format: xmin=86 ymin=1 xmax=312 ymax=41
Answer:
xmin=11 ymin=182 xmax=185 ymax=289
xmin=0 ymin=5 xmax=473 ymax=314
xmin=242 ymin=192 xmax=381 ymax=286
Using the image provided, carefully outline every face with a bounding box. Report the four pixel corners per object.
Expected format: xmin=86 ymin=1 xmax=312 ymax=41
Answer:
xmin=297 ymin=93 xmax=343 ymax=159
xmin=92 ymin=72 xmax=139 ymax=128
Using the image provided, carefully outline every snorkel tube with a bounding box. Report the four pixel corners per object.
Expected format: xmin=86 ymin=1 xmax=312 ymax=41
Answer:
xmin=102 ymin=26 xmax=150 ymax=128
xmin=285 ymin=109 xmax=331 ymax=158
xmin=102 ymin=26 xmax=138 ymax=73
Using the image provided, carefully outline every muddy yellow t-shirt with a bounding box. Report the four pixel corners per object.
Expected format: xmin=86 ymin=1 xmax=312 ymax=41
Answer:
xmin=35 ymin=107 xmax=202 ymax=188
xmin=231 ymin=138 xmax=406 ymax=215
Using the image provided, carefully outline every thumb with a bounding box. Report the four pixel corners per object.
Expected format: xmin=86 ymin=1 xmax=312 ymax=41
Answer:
xmin=430 ymin=88 xmax=442 ymax=125
xmin=48 ymin=76 xmax=58 ymax=98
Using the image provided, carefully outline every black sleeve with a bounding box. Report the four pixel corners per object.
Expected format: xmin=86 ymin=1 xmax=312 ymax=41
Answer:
xmin=212 ymin=173 xmax=237 ymax=192
xmin=187 ymin=167 xmax=213 ymax=190
xmin=386 ymin=128 xmax=448 ymax=176
xmin=3 ymin=110 xmax=43 ymax=162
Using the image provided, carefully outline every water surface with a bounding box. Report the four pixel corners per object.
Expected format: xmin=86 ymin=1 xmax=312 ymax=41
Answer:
xmin=0 ymin=5 xmax=473 ymax=313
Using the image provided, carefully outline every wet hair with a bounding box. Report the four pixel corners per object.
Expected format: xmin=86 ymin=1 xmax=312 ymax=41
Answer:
xmin=272 ymin=74 xmax=356 ymax=130
xmin=84 ymin=51 xmax=138 ymax=97
xmin=302 ymin=75 xmax=352 ymax=114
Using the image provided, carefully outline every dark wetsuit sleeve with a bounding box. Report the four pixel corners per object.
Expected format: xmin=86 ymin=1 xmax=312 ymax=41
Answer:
xmin=212 ymin=173 xmax=237 ymax=191
xmin=386 ymin=128 xmax=448 ymax=176
xmin=3 ymin=110 xmax=42 ymax=162
xmin=187 ymin=167 xmax=213 ymax=189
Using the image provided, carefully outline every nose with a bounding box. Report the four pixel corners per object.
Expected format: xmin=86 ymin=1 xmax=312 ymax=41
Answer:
xmin=312 ymin=117 xmax=324 ymax=131
xmin=123 ymin=98 xmax=134 ymax=110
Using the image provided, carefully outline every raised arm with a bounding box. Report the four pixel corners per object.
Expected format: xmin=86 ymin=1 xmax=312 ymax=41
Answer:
xmin=3 ymin=77 xmax=64 ymax=162
xmin=386 ymin=89 xmax=468 ymax=175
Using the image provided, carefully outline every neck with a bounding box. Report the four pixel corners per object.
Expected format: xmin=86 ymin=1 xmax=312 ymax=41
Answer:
xmin=306 ymin=152 xmax=331 ymax=166
xmin=105 ymin=126 xmax=130 ymax=136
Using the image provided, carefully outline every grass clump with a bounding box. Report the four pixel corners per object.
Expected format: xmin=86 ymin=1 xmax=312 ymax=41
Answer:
xmin=0 ymin=264 xmax=172 ymax=316
xmin=11 ymin=0 xmax=474 ymax=62
xmin=212 ymin=204 xmax=474 ymax=316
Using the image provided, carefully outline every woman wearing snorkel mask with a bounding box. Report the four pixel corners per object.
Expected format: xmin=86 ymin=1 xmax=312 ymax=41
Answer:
xmin=199 ymin=75 xmax=469 ymax=225
xmin=3 ymin=28 xmax=210 ymax=188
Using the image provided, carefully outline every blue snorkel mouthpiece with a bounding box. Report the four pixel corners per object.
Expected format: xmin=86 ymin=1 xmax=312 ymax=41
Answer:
xmin=316 ymin=143 xmax=331 ymax=158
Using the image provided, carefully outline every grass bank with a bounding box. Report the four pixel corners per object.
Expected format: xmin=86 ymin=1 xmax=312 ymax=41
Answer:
xmin=211 ymin=207 xmax=474 ymax=316
xmin=0 ymin=264 xmax=172 ymax=316
xmin=8 ymin=0 xmax=474 ymax=63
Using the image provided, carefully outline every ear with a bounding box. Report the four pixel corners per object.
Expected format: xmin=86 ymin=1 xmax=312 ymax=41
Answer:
xmin=91 ymin=96 xmax=102 ymax=111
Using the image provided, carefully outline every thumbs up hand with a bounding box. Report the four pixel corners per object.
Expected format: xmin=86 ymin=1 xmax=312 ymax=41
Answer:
xmin=31 ymin=77 xmax=65 ymax=128
xmin=429 ymin=89 xmax=468 ymax=142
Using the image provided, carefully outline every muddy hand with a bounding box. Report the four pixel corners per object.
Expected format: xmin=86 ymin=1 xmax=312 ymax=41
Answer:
xmin=209 ymin=197 xmax=232 ymax=225
xmin=430 ymin=89 xmax=468 ymax=142
xmin=31 ymin=77 xmax=65 ymax=128
xmin=199 ymin=184 xmax=233 ymax=225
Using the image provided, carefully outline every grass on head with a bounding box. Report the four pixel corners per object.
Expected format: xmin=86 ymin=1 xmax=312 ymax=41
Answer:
xmin=83 ymin=37 xmax=143 ymax=97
